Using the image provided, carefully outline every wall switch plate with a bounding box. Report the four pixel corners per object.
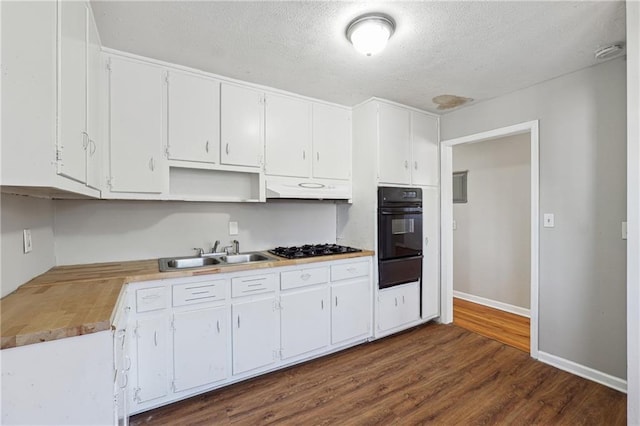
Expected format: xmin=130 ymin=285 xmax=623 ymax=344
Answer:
xmin=23 ymin=229 xmax=32 ymax=253
xmin=622 ymin=221 xmax=628 ymax=240
xmin=543 ymin=213 xmax=555 ymax=228
xmin=229 ymin=221 xmax=239 ymax=236
xmin=452 ymin=220 xmax=457 ymax=230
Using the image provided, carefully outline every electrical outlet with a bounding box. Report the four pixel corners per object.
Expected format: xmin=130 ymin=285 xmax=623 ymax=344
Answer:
xmin=543 ymin=213 xmax=555 ymax=228
xmin=229 ymin=221 xmax=238 ymax=236
xmin=23 ymin=229 xmax=33 ymax=253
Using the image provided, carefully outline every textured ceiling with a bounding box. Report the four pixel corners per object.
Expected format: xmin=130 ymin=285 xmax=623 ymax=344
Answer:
xmin=90 ymin=1 xmax=626 ymax=114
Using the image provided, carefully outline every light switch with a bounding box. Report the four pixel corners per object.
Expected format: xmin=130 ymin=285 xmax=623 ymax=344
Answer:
xmin=452 ymin=220 xmax=457 ymax=230
xmin=23 ymin=229 xmax=32 ymax=253
xmin=543 ymin=213 xmax=555 ymax=228
xmin=229 ymin=221 xmax=238 ymax=236
xmin=622 ymin=221 xmax=628 ymax=240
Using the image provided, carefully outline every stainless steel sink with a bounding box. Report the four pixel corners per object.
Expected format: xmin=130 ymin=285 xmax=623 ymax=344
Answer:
xmin=159 ymin=251 xmax=276 ymax=271
xmin=221 ymin=253 xmax=271 ymax=264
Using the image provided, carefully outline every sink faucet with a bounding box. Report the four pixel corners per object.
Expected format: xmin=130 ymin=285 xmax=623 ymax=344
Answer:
xmin=212 ymin=240 xmax=221 ymax=253
xmin=222 ymin=240 xmax=240 ymax=255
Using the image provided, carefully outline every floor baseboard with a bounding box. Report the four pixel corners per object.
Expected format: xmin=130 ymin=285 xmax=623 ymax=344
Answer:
xmin=538 ymin=351 xmax=627 ymax=393
xmin=453 ymin=291 xmax=530 ymax=318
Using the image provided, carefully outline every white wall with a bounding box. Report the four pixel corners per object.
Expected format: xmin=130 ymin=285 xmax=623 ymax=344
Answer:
xmin=441 ymin=58 xmax=627 ymax=380
xmin=53 ymin=199 xmax=338 ymax=265
xmin=626 ymin=1 xmax=640 ymax=422
xmin=453 ymin=134 xmax=530 ymax=309
xmin=0 ymin=194 xmax=55 ymax=297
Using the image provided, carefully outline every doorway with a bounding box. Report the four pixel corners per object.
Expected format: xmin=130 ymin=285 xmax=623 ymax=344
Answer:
xmin=440 ymin=121 xmax=540 ymax=358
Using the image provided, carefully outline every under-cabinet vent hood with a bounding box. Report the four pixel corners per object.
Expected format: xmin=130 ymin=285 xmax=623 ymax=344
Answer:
xmin=265 ymin=176 xmax=352 ymax=201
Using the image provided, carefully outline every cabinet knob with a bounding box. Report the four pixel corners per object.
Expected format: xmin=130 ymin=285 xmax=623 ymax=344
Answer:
xmin=226 ymin=143 xmax=230 ymax=155
xmin=302 ymin=150 xmax=306 ymax=160
xmin=205 ymin=140 xmax=209 ymax=153
xmin=404 ymin=160 xmax=409 ymax=169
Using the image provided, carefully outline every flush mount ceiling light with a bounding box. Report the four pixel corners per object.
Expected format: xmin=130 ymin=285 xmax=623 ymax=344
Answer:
xmin=346 ymin=14 xmax=395 ymax=56
xmin=594 ymin=43 xmax=625 ymax=60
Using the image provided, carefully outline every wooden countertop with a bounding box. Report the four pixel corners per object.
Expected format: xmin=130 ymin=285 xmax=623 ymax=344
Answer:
xmin=0 ymin=250 xmax=374 ymax=349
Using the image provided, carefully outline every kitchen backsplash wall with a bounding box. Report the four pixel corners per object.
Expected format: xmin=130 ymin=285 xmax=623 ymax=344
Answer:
xmin=1 ymin=194 xmax=56 ymax=297
xmin=453 ymin=133 xmax=531 ymax=310
xmin=53 ymin=199 xmax=338 ymax=265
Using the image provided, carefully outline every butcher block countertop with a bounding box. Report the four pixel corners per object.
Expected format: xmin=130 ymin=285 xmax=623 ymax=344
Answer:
xmin=0 ymin=250 xmax=374 ymax=350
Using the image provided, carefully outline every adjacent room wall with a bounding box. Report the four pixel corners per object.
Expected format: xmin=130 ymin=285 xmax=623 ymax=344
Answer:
xmin=0 ymin=194 xmax=55 ymax=297
xmin=53 ymin=199 xmax=337 ymax=265
xmin=441 ymin=58 xmax=627 ymax=380
xmin=453 ymin=133 xmax=531 ymax=310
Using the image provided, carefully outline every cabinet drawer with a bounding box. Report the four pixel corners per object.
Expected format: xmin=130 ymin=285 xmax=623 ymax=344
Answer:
xmin=281 ymin=266 xmax=329 ymax=290
xmin=331 ymin=261 xmax=369 ymax=281
xmin=173 ymin=280 xmax=227 ymax=307
xmin=136 ymin=287 xmax=167 ymax=312
xmin=231 ymin=273 xmax=277 ymax=297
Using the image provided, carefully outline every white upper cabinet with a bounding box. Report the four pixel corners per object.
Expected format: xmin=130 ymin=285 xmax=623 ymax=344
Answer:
xmin=167 ymin=71 xmax=220 ymax=164
xmin=312 ymin=103 xmax=351 ymax=180
xmin=58 ymin=0 xmax=87 ymax=184
xmin=265 ymin=94 xmax=312 ymax=177
xmin=86 ymin=7 xmax=102 ymax=190
xmin=220 ymin=84 xmax=264 ymax=168
xmin=108 ymin=57 xmax=165 ymax=194
xmin=378 ymin=103 xmax=412 ymax=185
xmin=410 ymin=112 xmax=439 ymax=186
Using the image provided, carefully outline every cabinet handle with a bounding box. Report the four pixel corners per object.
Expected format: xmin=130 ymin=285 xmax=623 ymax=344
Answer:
xmin=414 ymin=161 xmax=418 ymax=170
xmin=237 ymin=315 xmax=240 ymax=329
xmin=321 ymin=299 xmax=324 ymax=310
xmin=119 ymin=372 xmax=128 ymax=389
xmin=89 ymin=139 xmax=97 ymax=156
xmin=303 ymin=150 xmax=306 ymax=160
xmin=226 ymin=143 xmax=230 ymax=155
xmin=316 ymin=152 xmax=320 ymax=162
xmin=205 ymin=140 xmax=209 ymax=153
xmin=335 ymin=296 xmax=338 ymax=307
xmin=301 ymin=273 xmax=311 ymax=280
xmin=149 ymin=157 xmax=155 ymax=171
xmin=395 ymin=297 xmax=398 ymax=307
xmin=403 ymin=295 xmax=406 ymax=304
xmin=81 ymin=131 xmax=89 ymax=149
xmin=425 ymin=237 xmax=429 ymax=246
xmin=347 ymin=267 xmax=357 ymax=273
xmin=216 ymin=320 xmax=220 ymax=333
xmin=125 ymin=356 xmax=131 ymax=372
xmin=154 ymin=331 xmax=158 ymax=346
xmin=404 ymin=160 xmax=409 ymax=169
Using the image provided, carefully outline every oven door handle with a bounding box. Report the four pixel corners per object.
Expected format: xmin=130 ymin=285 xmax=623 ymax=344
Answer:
xmin=379 ymin=210 xmax=422 ymax=215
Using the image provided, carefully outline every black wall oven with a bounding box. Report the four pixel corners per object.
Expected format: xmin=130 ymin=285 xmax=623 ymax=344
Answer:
xmin=378 ymin=187 xmax=423 ymax=289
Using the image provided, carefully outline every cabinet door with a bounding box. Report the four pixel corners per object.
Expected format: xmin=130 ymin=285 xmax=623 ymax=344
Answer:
xmin=134 ymin=314 xmax=169 ymax=404
xmin=220 ymin=84 xmax=264 ymax=168
xmin=312 ymin=103 xmax=351 ymax=180
xmin=411 ymin=112 xmax=439 ymax=186
xmin=167 ymin=71 xmax=220 ymax=164
xmin=421 ymin=186 xmax=440 ymax=319
xmin=331 ymin=278 xmax=370 ymax=344
xmin=58 ymin=1 xmax=87 ymax=184
xmin=378 ymin=103 xmax=411 ymax=185
xmin=280 ymin=287 xmax=329 ymax=359
xmin=265 ymin=94 xmax=311 ymax=177
xmin=173 ymin=306 xmax=228 ymax=392
xmin=85 ymin=9 xmax=102 ymax=190
xmin=377 ymin=282 xmax=419 ymax=332
xmin=109 ymin=57 xmax=164 ymax=193
xmin=232 ymin=298 xmax=278 ymax=375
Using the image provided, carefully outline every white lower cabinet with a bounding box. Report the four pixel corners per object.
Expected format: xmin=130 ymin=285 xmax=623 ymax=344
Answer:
xmin=331 ymin=278 xmax=370 ymax=344
xmin=232 ymin=297 xmax=279 ymax=375
xmin=280 ymin=287 xmax=330 ymax=359
xmin=126 ymin=256 xmax=373 ymax=417
xmin=377 ymin=282 xmax=421 ymax=333
xmin=173 ymin=306 xmax=228 ymax=392
xmin=133 ymin=314 xmax=169 ymax=404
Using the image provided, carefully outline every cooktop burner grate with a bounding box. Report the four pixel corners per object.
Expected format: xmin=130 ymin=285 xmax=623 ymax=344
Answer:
xmin=269 ymin=244 xmax=362 ymax=259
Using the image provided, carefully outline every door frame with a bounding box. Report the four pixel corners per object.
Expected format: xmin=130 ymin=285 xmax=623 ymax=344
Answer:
xmin=439 ymin=120 xmax=540 ymax=358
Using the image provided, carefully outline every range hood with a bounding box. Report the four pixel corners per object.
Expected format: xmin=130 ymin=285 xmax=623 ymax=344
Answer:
xmin=265 ymin=176 xmax=352 ymax=201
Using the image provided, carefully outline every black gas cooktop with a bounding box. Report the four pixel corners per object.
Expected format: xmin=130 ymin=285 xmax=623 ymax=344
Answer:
xmin=269 ymin=244 xmax=362 ymax=259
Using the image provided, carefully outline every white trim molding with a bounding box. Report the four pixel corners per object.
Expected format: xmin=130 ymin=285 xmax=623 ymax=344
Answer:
xmin=453 ymin=291 xmax=530 ymax=318
xmin=538 ymin=351 xmax=627 ymax=394
xmin=440 ymin=120 xmax=540 ymax=360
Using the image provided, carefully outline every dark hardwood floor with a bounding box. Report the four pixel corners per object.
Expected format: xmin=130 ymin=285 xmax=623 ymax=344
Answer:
xmin=453 ymin=297 xmax=530 ymax=352
xmin=130 ymin=323 xmax=626 ymax=425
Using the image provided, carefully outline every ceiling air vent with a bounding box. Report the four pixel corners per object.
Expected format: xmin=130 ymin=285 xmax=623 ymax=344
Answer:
xmin=594 ymin=43 xmax=624 ymax=60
